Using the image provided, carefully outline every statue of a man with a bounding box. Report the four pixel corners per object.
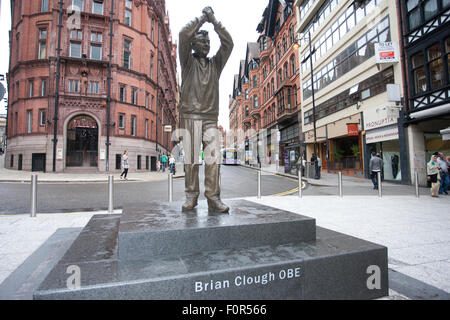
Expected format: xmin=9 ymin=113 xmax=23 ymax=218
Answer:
xmin=179 ymin=7 xmax=233 ymax=213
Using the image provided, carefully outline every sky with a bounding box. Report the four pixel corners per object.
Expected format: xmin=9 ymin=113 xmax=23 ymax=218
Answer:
xmin=0 ymin=0 xmax=269 ymax=129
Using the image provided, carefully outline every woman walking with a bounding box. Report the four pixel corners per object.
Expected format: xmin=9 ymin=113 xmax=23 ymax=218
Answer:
xmin=427 ymin=153 xmax=441 ymax=197
xmin=120 ymin=150 xmax=129 ymax=181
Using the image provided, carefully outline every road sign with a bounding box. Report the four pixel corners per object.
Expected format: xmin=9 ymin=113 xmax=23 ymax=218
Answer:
xmin=0 ymin=83 xmax=6 ymax=101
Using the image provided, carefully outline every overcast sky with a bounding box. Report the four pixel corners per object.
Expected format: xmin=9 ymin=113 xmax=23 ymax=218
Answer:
xmin=0 ymin=0 xmax=268 ymax=129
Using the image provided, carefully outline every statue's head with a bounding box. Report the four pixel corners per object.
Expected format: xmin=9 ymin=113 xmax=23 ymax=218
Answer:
xmin=192 ymin=30 xmax=210 ymax=58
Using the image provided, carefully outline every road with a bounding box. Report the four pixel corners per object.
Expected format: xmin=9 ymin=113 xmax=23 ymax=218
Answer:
xmin=0 ymin=165 xmax=299 ymax=214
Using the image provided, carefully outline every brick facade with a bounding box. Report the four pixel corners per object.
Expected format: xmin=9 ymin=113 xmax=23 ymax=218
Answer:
xmin=6 ymin=0 xmax=177 ymax=172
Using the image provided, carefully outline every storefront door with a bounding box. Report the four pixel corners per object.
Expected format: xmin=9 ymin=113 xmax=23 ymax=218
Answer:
xmin=66 ymin=115 xmax=99 ymax=168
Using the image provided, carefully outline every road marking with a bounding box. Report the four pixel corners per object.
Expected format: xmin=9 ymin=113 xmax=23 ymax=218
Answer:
xmin=269 ymin=182 xmax=306 ymax=197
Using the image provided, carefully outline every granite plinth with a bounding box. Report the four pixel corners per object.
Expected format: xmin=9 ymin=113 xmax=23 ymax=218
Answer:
xmin=118 ymin=201 xmax=316 ymax=261
xmin=34 ymin=200 xmax=389 ymax=300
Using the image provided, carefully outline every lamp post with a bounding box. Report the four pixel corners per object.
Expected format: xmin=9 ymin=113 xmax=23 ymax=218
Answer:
xmin=298 ymin=30 xmax=318 ymax=160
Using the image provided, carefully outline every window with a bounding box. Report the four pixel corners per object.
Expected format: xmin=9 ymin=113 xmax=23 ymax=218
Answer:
xmin=245 ymin=89 xmax=249 ymax=100
xmin=92 ymin=0 xmax=103 ymax=15
xmin=145 ymin=119 xmax=149 ymax=139
xmin=407 ymin=0 xmax=449 ymax=31
xmin=151 ymin=19 xmax=155 ymax=41
xmin=90 ymin=32 xmax=102 ymax=60
xmin=428 ymin=43 xmax=444 ymax=89
xmin=253 ymin=95 xmax=258 ymax=109
xmin=39 ymin=110 xmax=46 ymax=126
xmin=131 ymin=116 xmax=136 ymax=136
xmin=69 ymin=80 xmax=80 ymax=92
xmin=29 ymin=81 xmax=34 ymax=97
xmin=27 ymin=111 xmax=32 ymax=133
xmin=119 ymin=85 xmax=126 ymax=102
xmin=150 ymin=52 xmax=155 ymax=79
xmin=125 ymin=0 xmax=132 ymax=26
xmin=41 ymin=0 xmax=49 ymax=12
xmin=446 ymin=37 xmax=450 ymax=81
xmin=145 ymin=93 xmax=149 ymax=109
xmin=123 ymin=39 xmax=131 ymax=68
xmin=132 ymin=88 xmax=138 ymax=105
xmin=38 ymin=28 xmax=47 ymax=59
xmin=118 ymin=114 xmax=125 ymax=129
xmin=70 ymin=30 xmax=82 ymax=58
xmin=89 ymin=81 xmax=99 ymax=94
xmin=252 ymin=75 xmax=257 ymax=88
xmin=72 ymin=0 xmax=84 ymax=11
xmin=41 ymin=79 xmax=47 ymax=96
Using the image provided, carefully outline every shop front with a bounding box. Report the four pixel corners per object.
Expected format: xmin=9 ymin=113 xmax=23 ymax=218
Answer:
xmin=364 ymin=106 xmax=402 ymax=181
xmin=279 ymin=122 xmax=301 ymax=175
xmin=305 ymin=114 xmax=364 ymax=176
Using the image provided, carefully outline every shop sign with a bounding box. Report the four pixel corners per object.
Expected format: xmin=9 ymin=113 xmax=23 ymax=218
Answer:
xmin=347 ymin=124 xmax=359 ymax=136
xmin=364 ymin=106 xmax=398 ymax=131
xmin=441 ymin=128 xmax=450 ymax=141
xmin=375 ymin=42 xmax=399 ymax=64
xmin=366 ymin=125 xmax=399 ymax=144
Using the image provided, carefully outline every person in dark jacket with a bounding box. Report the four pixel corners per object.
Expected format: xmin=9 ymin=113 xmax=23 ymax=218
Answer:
xmin=369 ymin=152 xmax=383 ymax=190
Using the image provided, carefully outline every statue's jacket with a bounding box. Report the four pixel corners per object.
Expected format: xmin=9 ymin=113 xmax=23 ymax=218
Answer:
xmin=179 ymin=17 xmax=233 ymax=121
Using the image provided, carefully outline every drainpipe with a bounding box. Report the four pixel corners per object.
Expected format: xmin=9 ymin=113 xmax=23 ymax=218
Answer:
xmin=397 ymin=0 xmax=411 ymax=185
xmin=105 ymin=0 xmax=115 ymax=171
xmin=52 ymin=0 xmax=64 ymax=172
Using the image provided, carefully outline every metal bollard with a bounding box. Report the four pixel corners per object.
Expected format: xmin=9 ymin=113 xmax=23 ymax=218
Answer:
xmin=378 ymin=172 xmax=382 ymax=198
xmin=30 ymin=175 xmax=38 ymax=217
xmin=338 ymin=172 xmax=343 ymax=198
xmin=168 ymin=173 xmax=173 ymax=203
xmin=108 ymin=175 xmax=114 ymax=214
xmin=257 ymin=170 xmax=262 ymax=199
xmin=415 ymin=171 xmax=420 ymax=198
xmin=298 ymin=169 xmax=303 ymax=198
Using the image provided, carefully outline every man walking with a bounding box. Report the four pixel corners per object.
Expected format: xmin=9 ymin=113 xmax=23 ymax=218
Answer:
xmin=178 ymin=7 xmax=233 ymax=213
xmin=369 ymin=152 xmax=383 ymax=190
xmin=161 ymin=154 xmax=168 ymax=173
xmin=437 ymin=152 xmax=448 ymax=195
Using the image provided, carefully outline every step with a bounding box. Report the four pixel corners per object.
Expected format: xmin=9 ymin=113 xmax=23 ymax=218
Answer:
xmin=117 ymin=200 xmax=317 ymax=261
xmin=33 ymin=214 xmax=388 ymax=300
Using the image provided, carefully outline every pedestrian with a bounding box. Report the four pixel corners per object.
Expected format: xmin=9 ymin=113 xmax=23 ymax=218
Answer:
xmin=317 ymin=155 xmax=322 ymax=179
xmin=369 ymin=152 xmax=383 ymax=190
xmin=156 ymin=159 xmax=161 ymax=172
xmin=120 ymin=150 xmax=129 ymax=181
xmin=437 ymin=152 xmax=449 ymax=195
xmin=311 ymin=154 xmax=319 ymax=179
xmin=161 ymin=154 xmax=168 ymax=172
xmin=169 ymin=154 xmax=176 ymax=174
xmin=427 ymin=153 xmax=441 ymax=197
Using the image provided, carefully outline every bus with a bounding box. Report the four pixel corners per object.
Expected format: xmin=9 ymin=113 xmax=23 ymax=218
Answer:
xmin=222 ymin=148 xmax=240 ymax=165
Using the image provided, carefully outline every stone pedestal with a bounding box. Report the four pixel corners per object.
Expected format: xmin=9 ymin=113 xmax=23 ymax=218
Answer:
xmin=34 ymin=200 xmax=388 ymax=300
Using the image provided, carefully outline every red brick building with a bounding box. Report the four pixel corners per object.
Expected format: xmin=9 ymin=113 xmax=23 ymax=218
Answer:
xmin=229 ymin=0 xmax=302 ymax=173
xmin=6 ymin=0 xmax=177 ymax=172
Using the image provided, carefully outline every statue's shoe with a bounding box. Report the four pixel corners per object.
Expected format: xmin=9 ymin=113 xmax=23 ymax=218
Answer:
xmin=182 ymin=198 xmax=198 ymax=211
xmin=207 ymin=199 xmax=230 ymax=214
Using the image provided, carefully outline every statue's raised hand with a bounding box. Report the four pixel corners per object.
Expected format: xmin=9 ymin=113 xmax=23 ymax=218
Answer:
xmin=202 ymin=7 xmax=215 ymax=22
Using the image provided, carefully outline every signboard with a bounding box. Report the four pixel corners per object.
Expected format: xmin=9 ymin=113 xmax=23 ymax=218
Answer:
xmin=366 ymin=125 xmax=399 ymax=144
xmin=164 ymin=125 xmax=173 ymax=133
xmin=57 ymin=149 xmax=63 ymax=160
xmin=347 ymin=124 xmax=359 ymax=136
xmin=100 ymin=150 xmax=105 ymax=160
xmin=0 ymin=83 xmax=5 ymax=101
xmin=364 ymin=106 xmax=398 ymax=131
xmin=441 ymin=128 xmax=450 ymax=141
xmin=375 ymin=42 xmax=399 ymax=64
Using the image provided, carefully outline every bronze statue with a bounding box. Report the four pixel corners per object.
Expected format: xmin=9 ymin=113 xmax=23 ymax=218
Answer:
xmin=179 ymin=7 xmax=233 ymax=213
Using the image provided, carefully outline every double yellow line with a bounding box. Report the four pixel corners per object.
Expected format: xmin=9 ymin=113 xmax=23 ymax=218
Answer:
xmin=270 ymin=181 xmax=307 ymax=197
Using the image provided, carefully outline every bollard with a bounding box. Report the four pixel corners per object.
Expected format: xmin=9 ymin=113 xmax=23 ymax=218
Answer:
xmin=298 ymin=169 xmax=303 ymax=198
xmin=377 ymin=172 xmax=382 ymax=198
xmin=30 ymin=175 xmax=38 ymax=217
xmin=168 ymin=173 xmax=173 ymax=203
xmin=257 ymin=170 xmax=262 ymax=199
xmin=108 ymin=175 xmax=114 ymax=214
xmin=415 ymin=171 xmax=420 ymax=198
xmin=338 ymin=172 xmax=343 ymax=198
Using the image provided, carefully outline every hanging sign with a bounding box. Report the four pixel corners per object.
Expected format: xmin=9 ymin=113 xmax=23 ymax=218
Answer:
xmin=347 ymin=123 xmax=359 ymax=136
xmin=375 ymin=42 xmax=399 ymax=64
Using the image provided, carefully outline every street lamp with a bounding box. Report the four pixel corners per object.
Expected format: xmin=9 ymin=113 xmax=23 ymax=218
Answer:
xmin=299 ymin=30 xmax=318 ymax=157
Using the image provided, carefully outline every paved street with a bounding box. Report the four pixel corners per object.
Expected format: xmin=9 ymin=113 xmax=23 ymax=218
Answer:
xmin=0 ymin=161 xmax=449 ymax=300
